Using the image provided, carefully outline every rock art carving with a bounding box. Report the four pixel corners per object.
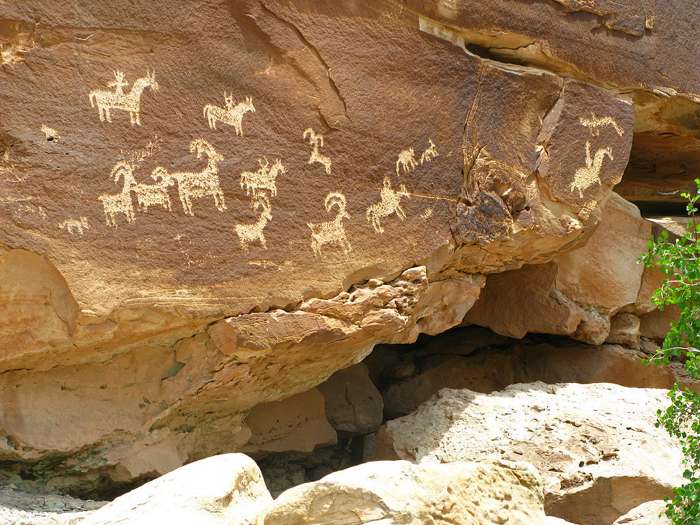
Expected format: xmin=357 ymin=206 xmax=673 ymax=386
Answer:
xmin=203 ymin=93 xmax=255 ymax=135
xmin=366 ymin=176 xmax=411 ymax=234
xmin=41 ymin=124 xmax=60 ymax=142
xmin=396 ymin=147 xmax=417 ymax=175
xmin=59 ymin=217 xmax=89 ymax=236
xmin=308 ymin=192 xmax=352 ymax=257
xmin=235 ymin=194 xmax=273 ymax=252
xmin=420 ymin=139 xmax=438 ymax=164
xmin=240 ymin=158 xmax=286 ymax=199
xmin=98 ymin=161 xmax=138 ymax=226
xmin=420 ymin=207 xmax=433 ymax=219
xmin=134 ymin=171 xmax=175 ymax=212
xmin=579 ymin=113 xmax=624 ymax=136
xmin=303 ymin=128 xmax=332 ymax=174
xmin=570 ymin=141 xmax=614 ymax=197
xmin=88 ymin=70 xmax=159 ymax=126
xmin=151 ymin=139 xmax=226 ymax=216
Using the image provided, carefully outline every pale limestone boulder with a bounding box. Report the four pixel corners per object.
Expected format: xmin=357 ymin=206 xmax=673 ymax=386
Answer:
xmin=80 ymin=454 xmax=272 ymax=525
xmin=318 ymin=363 xmax=383 ymax=434
xmin=613 ymin=501 xmax=670 ymax=524
xmin=243 ymin=389 xmax=337 ymax=455
xmin=546 ymin=518 xmax=579 ymax=525
xmin=374 ymin=383 xmax=683 ymax=525
xmin=263 ymin=460 xmax=547 ymax=525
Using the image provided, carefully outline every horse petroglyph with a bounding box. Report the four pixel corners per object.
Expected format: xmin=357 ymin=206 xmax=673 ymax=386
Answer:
xmin=59 ymin=217 xmax=89 ymax=236
xmin=151 ymin=139 xmax=226 ymax=216
xmin=308 ymin=192 xmax=352 ymax=257
xmin=579 ymin=113 xmax=624 ymax=137
xmin=570 ymin=141 xmax=613 ymax=198
xmin=235 ymin=193 xmax=272 ymax=252
xmin=240 ymin=158 xmax=286 ymax=199
xmin=89 ymin=70 xmax=158 ymax=126
xmin=366 ymin=176 xmax=410 ymax=233
xmin=303 ymin=128 xmax=332 ymax=174
xmin=420 ymin=139 xmax=438 ymax=164
xmin=396 ymin=147 xmax=418 ymax=175
xmin=203 ymin=93 xmax=255 ymax=135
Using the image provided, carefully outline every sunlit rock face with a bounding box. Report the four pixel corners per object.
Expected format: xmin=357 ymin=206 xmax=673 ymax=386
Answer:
xmin=4 ymin=0 xmax=699 ymax=492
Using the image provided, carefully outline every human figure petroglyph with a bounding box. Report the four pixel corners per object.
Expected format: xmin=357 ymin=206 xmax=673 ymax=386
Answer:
xmin=235 ymin=194 xmax=272 ymax=252
xmin=303 ymin=128 xmax=332 ymax=174
xmin=579 ymin=113 xmax=624 ymax=137
xmin=570 ymin=141 xmax=613 ymax=198
xmin=203 ymin=94 xmax=255 ymax=135
xmin=420 ymin=139 xmax=438 ymax=165
xmin=308 ymin=192 xmax=352 ymax=257
xmin=59 ymin=217 xmax=89 ymax=236
xmin=366 ymin=176 xmax=410 ymax=234
xmin=98 ymin=161 xmax=137 ymax=227
xmin=151 ymin=139 xmax=226 ymax=216
xmin=396 ymin=147 xmax=418 ymax=175
xmin=89 ymin=70 xmax=158 ymax=126
xmin=240 ymin=158 xmax=286 ymax=198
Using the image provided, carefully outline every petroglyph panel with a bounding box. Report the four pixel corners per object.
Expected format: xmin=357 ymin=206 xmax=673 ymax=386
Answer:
xmin=396 ymin=147 xmax=418 ymax=175
xmin=308 ymin=192 xmax=352 ymax=257
xmin=366 ymin=176 xmax=411 ymax=234
xmin=420 ymin=139 xmax=438 ymax=164
xmin=570 ymin=141 xmax=614 ymax=197
xmin=579 ymin=113 xmax=625 ymax=137
xmin=152 ymin=139 xmax=226 ymax=216
xmin=59 ymin=217 xmax=89 ymax=236
xmin=235 ymin=194 xmax=273 ymax=252
xmin=88 ymin=70 xmax=159 ymax=126
xmin=203 ymin=94 xmax=256 ymax=135
xmin=240 ymin=158 xmax=286 ymax=200
xmin=304 ymin=128 xmax=332 ymax=174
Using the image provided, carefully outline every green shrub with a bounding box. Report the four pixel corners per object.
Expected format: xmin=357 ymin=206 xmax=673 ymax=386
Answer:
xmin=642 ymin=179 xmax=700 ymax=524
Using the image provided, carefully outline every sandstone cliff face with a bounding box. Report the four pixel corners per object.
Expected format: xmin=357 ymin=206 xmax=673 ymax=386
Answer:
xmin=0 ymin=0 xmax=697 ymax=496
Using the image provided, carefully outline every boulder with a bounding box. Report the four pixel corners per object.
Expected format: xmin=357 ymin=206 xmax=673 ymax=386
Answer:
xmin=263 ymin=460 xmax=547 ymax=525
xmin=374 ymin=383 xmax=683 ymax=525
xmin=318 ymin=363 xmax=383 ymax=435
xmin=243 ymin=389 xmax=337 ymax=455
xmin=79 ymin=454 xmax=272 ymax=525
xmin=613 ymin=501 xmax=670 ymax=525
xmin=465 ymin=194 xmax=656 ymax=344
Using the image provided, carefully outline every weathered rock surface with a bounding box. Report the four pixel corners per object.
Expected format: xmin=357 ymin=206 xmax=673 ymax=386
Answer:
xmin=263 ymin=459 xmax=547 ymax=525
xmin=79 ymin=454 xmax=272 ymax=525
xmin=318 ymin=363 xmax=383 ymax=435
xmin=382 ymin=341 xmax=691 ymax=417
xmin=613 ymin=501 xmax=669 ymax=525
xmin=7 ymin=0 xmax=698 ymax=493
xmin=374 ymin=383 xmax=683 ymax=525
xmin=465 ymin=194 xmax=655 ymax=344
xmin=243 ymin=389 xmax=336 ymax=456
